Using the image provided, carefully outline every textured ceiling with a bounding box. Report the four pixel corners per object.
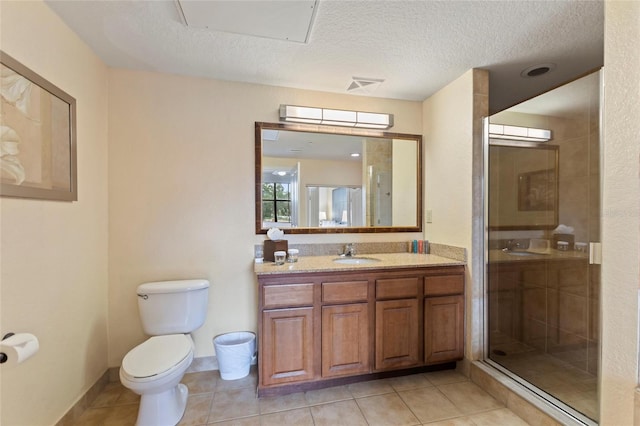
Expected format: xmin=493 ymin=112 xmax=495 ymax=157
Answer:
xmin=45 ymin=0 xmax=604 ymax=114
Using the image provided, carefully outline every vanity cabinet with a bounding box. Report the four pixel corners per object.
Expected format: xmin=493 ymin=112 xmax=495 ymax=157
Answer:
xmin=321 ymin=280 xmax=370 ymax=378
xmin=424 ymin=273 xmax=465 ymax=364
xmin=262 ymin=307 xmax=315 ymax=385
xmin=322 ymin=304 xmax=369 ymax=377
xmin=260 ymin=282 xmax=316 ymax=386
xmin=257 ymin=265 xmax=465 ymax=396
xmin=375 ymin=277 xmax=420 ymax=370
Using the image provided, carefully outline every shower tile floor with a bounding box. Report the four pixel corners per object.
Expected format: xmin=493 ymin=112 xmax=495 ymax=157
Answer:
xmin=490 ymin=334 xmax=599 ymax=422
xmin=76 ymin=367 xmax=534 ymax=425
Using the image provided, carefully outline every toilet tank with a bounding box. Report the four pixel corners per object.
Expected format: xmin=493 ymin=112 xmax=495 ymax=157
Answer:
xmin=136 ymin=279 xmax=210 ymax=335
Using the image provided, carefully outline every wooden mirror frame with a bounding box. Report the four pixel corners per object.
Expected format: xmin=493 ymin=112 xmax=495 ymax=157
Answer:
xmin=255 ymin=122 xmax=423 ymax=234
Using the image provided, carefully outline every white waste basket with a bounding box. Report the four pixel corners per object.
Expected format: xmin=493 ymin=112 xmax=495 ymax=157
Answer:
xmin=213 ymin=331 xmax=256 ymax=380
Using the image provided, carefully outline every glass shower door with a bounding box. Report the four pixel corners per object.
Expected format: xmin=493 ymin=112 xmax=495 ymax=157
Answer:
xmin=486 ymin=71 xmax=601 ymax=423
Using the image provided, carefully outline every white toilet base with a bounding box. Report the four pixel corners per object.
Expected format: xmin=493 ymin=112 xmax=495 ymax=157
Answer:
xmin=135 ymin=383 xmax=189 ymax=426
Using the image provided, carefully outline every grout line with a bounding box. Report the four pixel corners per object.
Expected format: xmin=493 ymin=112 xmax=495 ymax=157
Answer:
xmin=85 ymin=371 xmax=535 ymax=425
xmin=352 ymin=395 xmax=370 ymax=425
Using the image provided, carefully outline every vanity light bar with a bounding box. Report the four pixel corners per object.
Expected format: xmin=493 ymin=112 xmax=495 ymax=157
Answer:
xmin=279 ymin=105 xmax=394 ymax=129
xmin=489 ymin=124 xmax=552 ymax=142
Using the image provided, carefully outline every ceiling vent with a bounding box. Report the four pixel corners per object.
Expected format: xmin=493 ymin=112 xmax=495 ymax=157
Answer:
xmin=347 ymin=77 xmax=385 ymax=95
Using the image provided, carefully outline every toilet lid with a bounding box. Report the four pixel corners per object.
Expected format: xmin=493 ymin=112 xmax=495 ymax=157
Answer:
xmin=122 ymin=335 xmax=192 ymax=378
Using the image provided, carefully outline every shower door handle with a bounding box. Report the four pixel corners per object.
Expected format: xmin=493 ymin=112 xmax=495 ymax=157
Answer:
xmin=589 ymin=242 xmax=602 ymax=265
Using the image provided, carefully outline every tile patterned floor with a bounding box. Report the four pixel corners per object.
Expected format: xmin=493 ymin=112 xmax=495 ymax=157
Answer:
xmin=492 ymin=351 xmax=598 ymax=421
xmin=491 ymin=333 xmax=598 ymax=422
xmin=77 ymin=368 xmax=532 ymax=425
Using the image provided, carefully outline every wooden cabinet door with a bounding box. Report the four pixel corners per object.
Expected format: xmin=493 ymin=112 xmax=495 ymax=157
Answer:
xmin=322 ymin=303 xmax=370 ymax=377
xmin=375 ymin=299 xmax=419 ymax=370
xmin=424 ymin=295 xmax=464 ymax=364
xmin=262 ymin=307 xmax=314 ymax=386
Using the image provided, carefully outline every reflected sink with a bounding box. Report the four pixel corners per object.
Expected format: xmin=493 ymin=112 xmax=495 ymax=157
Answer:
xmin=505 ymin=251 xmax=537 ymax=257
xmin=333 ymin=257 xmax=381 ymax=265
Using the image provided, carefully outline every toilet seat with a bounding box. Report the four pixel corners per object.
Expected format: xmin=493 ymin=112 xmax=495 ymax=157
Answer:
xmin=121 ymin=335 xmax=193 ymax=383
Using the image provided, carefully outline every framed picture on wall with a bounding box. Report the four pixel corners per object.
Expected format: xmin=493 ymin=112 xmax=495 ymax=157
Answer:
xmin=0 ymin=51 xmax=77 ymax=201
xmin=518 ymin=168 xmax=556 ymax=211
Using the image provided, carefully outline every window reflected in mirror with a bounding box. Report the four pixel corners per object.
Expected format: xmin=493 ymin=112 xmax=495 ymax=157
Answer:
xmin=262 ymin=181 xmax=291 ymax=226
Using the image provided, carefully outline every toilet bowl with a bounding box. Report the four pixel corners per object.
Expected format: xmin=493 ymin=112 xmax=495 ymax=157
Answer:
xmin=119 ymin=279 xmax=209 ymax=426
xmin=120 ymin=334 xmax=194 ymax=426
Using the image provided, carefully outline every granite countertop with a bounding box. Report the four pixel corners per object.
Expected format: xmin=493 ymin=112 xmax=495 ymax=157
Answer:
xmin=254 ymin=252 xmax=465 ymax=275
xmin=489 ymin=248 xmax=589 ymax=263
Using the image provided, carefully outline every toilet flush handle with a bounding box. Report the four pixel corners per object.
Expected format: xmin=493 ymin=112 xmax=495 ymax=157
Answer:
xmin=138 ymin=294 xmax=148 ymax=300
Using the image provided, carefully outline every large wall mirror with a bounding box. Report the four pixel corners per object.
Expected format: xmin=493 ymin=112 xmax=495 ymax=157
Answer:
xmin=255 ymin=122 xmax=422 ymax=234
xmin=488 ymin=141 xmax=559 ymax=230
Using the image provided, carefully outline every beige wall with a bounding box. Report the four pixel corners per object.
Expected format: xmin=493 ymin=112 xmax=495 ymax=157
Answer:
xmin=423 ymin=70 xmax=475 ymax=248
xmin=1 ymin=1 xmax=637 ymax=424
xmin=0 ymin=1 xmax=109 ymax=425
xmin=423 ymin=69 xmax=489 ymax=363
xmin=600 ymin=1 xmax=640 ymax=424
xmin=107 ymin=68 xmax=423 ymax=364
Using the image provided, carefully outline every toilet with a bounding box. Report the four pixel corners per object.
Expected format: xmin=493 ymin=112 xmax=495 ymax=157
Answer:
xmin=120 ymin=279 xmax=210 ymax=426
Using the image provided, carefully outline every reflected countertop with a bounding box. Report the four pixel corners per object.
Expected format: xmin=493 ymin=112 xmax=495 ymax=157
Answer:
xmin=489 ymin=249 xmax=589 ymax=263
xmin=254 ymin=252 xmax=465 ymax=276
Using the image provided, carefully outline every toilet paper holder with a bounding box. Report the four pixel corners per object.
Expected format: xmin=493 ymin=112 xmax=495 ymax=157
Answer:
xmin=0 ymin=332 xmax=15 ymax=364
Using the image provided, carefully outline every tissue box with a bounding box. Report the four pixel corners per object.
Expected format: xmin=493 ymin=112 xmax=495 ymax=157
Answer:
xmin=264 ymin=240 xmax=288 ymax=262
xmin=553 ymin=233 xmax=574 ymax=248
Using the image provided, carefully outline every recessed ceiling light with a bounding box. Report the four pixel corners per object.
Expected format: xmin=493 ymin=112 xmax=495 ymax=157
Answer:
xmin=262 ymin=129 xmax=279 ymax=141
xmin=520 ymin=63 xmax=556 ymax=78
xmin=350 ymin=153 xmax=360 ymax=157
xmin=272 ymin=171 xmax=287 ymax=176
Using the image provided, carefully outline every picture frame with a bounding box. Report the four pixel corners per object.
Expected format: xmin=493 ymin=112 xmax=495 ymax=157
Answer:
xmin=518 ymin=168 xmax=556 ymax=211
xmin=0 ymin=51 xmax=77 ymax=201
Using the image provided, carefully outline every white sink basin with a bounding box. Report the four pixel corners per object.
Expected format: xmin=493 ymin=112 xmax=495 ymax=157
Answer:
xmin=333 ymin=257 xmax=381 ymax=265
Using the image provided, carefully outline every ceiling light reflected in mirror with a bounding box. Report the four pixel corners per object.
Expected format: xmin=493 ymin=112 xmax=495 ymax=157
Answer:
xmin=489 ymin=124 xmax=552 ymax=142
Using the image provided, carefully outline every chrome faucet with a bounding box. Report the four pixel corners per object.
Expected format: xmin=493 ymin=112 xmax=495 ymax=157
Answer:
xmin=503 ymin=239 xmax=523 ymax=252
xmin=343 ymin=243 xmax=356 ymax=257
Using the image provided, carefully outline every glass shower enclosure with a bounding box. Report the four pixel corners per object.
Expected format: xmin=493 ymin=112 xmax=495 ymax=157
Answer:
xmin=485 ymin=71 xmax=601 ymax=423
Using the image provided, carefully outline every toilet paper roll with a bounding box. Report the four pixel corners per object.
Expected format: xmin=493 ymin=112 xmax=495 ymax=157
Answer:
xmin=0 ymin=333 xmax=39 ymax=369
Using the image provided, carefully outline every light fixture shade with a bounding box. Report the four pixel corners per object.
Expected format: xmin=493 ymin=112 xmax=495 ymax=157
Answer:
xmin=489 ymin=123 xmax=552 ymax=142
xmin=280 ymin=105 xmax=322 ymax=124
xmin=322 ymin=108 xmax=357 ymax=125
xmin=355 ymin=111 xmax=393 ymax=128
xmin=279 ymin=104 xmax=393 ymax=129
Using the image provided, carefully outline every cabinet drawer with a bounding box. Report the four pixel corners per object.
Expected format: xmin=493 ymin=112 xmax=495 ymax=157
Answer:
xmin=263 ymin=283 xmax=314 ymax=309
xmin=424 ymin=275 xmax=464 ymax=296
xmin=376 ymin=277 xmax=419 ymax=299
xmin=322 ymin=281 xmax=368 ymax=304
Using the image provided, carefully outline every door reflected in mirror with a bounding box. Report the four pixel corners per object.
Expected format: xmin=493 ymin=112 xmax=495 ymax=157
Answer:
xmin=256 ymin=122 xmax=422 ymax=234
